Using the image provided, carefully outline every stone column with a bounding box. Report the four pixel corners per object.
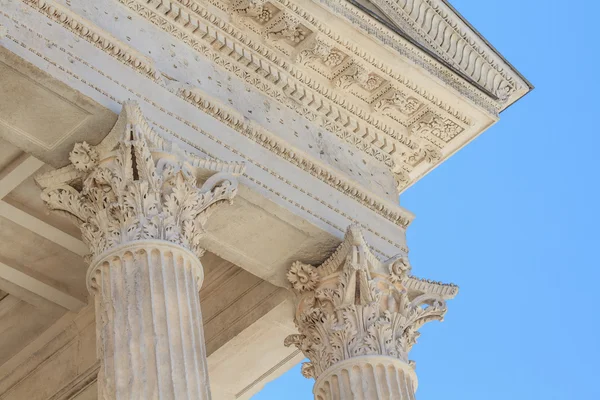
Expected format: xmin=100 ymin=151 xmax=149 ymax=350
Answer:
xmin=284 ymin=226 xmax=458 ymax=400
xmin=37 ymin=102 xmax=245 ymax=399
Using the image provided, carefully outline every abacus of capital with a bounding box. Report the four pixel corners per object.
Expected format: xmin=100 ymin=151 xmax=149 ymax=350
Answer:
xmin=0 ymin=0 xmax=530 ymax=398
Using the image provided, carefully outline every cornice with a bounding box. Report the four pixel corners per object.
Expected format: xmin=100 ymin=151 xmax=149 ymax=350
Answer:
xmin=118 ymin=0 xmax=402 ymax=169
xmin=315 ymin=0 xmax=530 ymax=110
xmin=16 ymin=0 xmax=415 ymax=229
xmin=270 ymin=0 xmax=480 ymax=119
xmin=178 ymin=88 xmax=414 ymax=227
xmin=113 ymin=0 xmax=483 ymax=190
xmin=15 ymin=0 xmax=498 ymax=197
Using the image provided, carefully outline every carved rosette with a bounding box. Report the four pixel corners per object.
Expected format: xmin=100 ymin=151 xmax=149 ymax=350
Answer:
xmin=285 ymin=225 xmax=458 ymax=395
xmin=37 ymin=101 xmax=244 ymax=262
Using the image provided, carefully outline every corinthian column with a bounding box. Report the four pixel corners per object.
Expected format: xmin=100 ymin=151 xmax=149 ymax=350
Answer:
xmin=36 ymin=102 xmax=244 ymax=400
xmin=284 ymin=226 xmax=458 ymax=400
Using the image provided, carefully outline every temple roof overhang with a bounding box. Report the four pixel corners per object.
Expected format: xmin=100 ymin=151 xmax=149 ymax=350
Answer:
xmin=344 ymin=0 xmax=532 ymax=110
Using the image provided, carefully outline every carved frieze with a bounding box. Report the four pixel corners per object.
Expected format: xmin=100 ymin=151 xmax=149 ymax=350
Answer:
xmin=18 ymin=0 xmax=517 ymax=201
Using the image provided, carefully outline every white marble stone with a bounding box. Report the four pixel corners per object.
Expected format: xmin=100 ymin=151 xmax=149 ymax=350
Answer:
xmin=285 ymin=226 xmax=458 ymax=399
xmin=37 ymin=102 xmax=242 ymax=399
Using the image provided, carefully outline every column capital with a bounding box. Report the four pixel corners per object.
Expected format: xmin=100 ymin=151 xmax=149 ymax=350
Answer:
xmin=37 ymin=101 xmax=245 ymax=262
xmin=284 ymin=225 xmax=458 ymax=381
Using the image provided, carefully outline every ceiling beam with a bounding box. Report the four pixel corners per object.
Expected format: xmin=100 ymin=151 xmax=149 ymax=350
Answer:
xmin=0 ymin=201 xmax=88 ymax=257
xmin=0 ymin=260 xmax=86 ymax=312
xmin=0 ymin=154 xmax=44 ymax=199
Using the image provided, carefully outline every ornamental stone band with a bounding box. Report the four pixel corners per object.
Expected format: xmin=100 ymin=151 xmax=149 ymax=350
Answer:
xmin=285 ymin=226 xmax=458 ymax=399
xmin=37 ymin=102 xmax=244 ymax=399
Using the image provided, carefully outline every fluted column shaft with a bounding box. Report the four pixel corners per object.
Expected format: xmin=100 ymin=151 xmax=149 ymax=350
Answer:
xmin=313 ymin=357 xmax=416 ymax=400
xmin=88 ymin=241 xmax=210 ymax=400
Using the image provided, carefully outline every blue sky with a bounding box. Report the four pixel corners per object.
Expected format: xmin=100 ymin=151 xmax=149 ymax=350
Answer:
xmin=254 ymin=0 xmax=600 ymax=399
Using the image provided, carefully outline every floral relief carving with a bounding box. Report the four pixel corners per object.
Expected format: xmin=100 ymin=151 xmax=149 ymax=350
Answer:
xmin=231 ymin=0 xmax=265 ymax=18
xmin=37 ymin=102 xmax=244 ymax=260
xmin=297 ymin=40 xmax=345 ymax=68
xmin=375 ymin=89 xmax=422 ymax=115
xmin=287 ymin=261 xmax=320 ymax=292
xmin=69 ymin=142 xmax=99 ymax=172
xmin=411 ymin=111 xmax=464 ymax=143
xmin=407 ymin=143 xmax=442 ymax=166
xmin=335 ymin=65 xmax=382 ymax=91
xmin=285 ymin=225 xmax=457 ymax=380
xmin=230 ymin=0 xmax=276 ymax=24
xmin=496 ymin=83 xmax=514 ymax=103
xmin=265 ymin=16 xmax=307 ymax=44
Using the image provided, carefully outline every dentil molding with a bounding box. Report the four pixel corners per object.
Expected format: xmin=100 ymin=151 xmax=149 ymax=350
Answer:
xmin=17 ymin=0 xmax=509 ymax=194
xmin=16 ymin=0 xmax=416 ymax=230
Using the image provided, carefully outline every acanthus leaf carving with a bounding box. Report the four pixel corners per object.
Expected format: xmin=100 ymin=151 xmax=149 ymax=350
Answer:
xmin=37 ymin=101 xmax=244 ymax=261
xmin=265 ymin=15 xmax=306 ymax=44
xmin=410 ymin=111 xmax=464 ymax=143
xmin=375 ymin=89 xmax=422 ymax=115
xmin=407 ymin=143 xmax=442 ymax=166
xmin=285 ymin=225 xmax=457 ymax=379
xmin=335 ymin=64 xmax=382 ymax=91
xmin=231 ymin=0 xmax=267 ymax=18
xmin=296 ymin=39 xmax=345 ymax=68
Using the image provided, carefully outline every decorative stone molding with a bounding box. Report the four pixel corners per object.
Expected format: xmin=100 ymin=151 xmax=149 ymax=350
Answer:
xmin=357 ymin=0 xmax=522 ymax=98
xmin=20 ymin=0 xmax=480 ymax=196
xmin=37 ymin=101 xmax=244 ymax=261
xmin=22 ymin=0 xmax=160 ymax=82
xmin=284 ymin=225 xmax=458 ymax=383
xmin=178 ymin=87 xmax=415 ymax=227
xmin=375 ymin=88 xmax=423 ymax=116
xmin=308 ymin=0 xmax=528 ymax=112
xmin=411 ymin=111 xmax=464 ymax=144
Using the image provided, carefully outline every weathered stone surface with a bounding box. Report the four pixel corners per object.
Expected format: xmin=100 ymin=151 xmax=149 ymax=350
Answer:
xmin=285 ymin=226 xmax=458 ymax=398
xmin=37 ymin=102 xmax=242 ymax=399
